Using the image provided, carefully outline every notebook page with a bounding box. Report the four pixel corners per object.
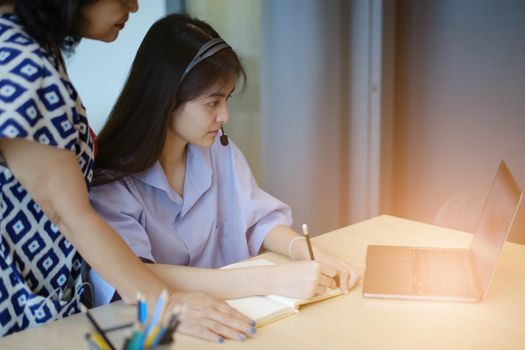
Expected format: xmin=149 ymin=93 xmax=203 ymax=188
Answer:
xmin=225 ymin=295 xmax=294 ymax=323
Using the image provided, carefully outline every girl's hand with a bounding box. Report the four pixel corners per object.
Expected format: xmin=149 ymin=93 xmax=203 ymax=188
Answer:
xmin=270 ymin=260 xmax=337 ymax=299
xmin=168 ymin=292 xmax=256 ymax=343
xmin=312 ymin=245 xmax=360 ymax=294
xmin=290 ymin=239 xmax=360 ymax=294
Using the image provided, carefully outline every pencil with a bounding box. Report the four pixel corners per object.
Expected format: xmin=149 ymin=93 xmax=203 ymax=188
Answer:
xmin=84 ymin=308 xmax=116 ymax=350
xmin=302 ymin=224 xmax=315 ymax=260
xmin=87 ymin=331 xmax=111 ymax=350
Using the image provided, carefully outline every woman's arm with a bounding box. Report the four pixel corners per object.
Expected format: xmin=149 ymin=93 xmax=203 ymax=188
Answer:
xmin=0 ymin=138 xmax=253 ymax=343
xmin=0 ymin=137 xmax=164 ymax=302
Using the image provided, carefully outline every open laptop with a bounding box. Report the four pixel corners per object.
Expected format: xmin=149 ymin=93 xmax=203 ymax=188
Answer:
xmin=362 ymin=161 xmax=523 ymax=302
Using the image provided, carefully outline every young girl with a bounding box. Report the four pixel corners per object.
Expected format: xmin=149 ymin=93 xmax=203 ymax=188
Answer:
xmin=0 ymin=1 xmax=253 ymax=342
xmin=90 ymin=13 xmax=358 ymax=307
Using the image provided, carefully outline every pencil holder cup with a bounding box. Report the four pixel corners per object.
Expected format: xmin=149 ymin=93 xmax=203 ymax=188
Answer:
xmin=122 ymin=330 xmax=176 ymax=350
xmin=84 ymin=326 xmax=176 ymax=350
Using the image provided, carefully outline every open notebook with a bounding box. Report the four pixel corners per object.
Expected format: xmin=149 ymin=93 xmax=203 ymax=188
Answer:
xmin=222 ymin=258 xmax=342 ymax=327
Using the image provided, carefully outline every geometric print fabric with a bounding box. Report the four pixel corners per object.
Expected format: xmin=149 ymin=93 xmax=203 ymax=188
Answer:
xmin=0 ymin=14 xmax=94 ymax=336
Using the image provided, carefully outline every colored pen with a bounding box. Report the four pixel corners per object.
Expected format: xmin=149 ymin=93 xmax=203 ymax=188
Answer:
xmin=150 ymin=326 xmax=167 ymax=348
xmin=149 ymin=289 xmax=168 ymax=329
xmin=154 ymin=307 xmax=181 ymax=346
xmin=158 ymin=305 xmax=185 ymax=345
xmin=144 ymin=325 xmax=162 ymax=347
xmin=125 ymin=322 xmax=145 ymax=350
xmin=137 ymin=292 xmax=147 ymax=326
xmin=302 ymin=224 xmax=315 ymax=260
xmin=143 ymin=289 xmax=168 ymax=347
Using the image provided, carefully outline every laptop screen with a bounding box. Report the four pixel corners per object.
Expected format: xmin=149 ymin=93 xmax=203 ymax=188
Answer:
xmin=469 ymin=161 xmax=523 ymax=296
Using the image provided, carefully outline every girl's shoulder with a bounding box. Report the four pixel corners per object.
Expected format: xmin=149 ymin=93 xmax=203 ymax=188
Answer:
xmin=91 ymin=173 xmax=137 ymax=195
xmin=89 ymin=174 xmax=145 ymax=210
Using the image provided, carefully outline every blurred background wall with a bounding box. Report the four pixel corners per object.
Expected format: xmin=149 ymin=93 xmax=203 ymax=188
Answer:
xmin=69 ymin=0 xmax=525 ymax=236
xmin=67 ymin=0 xmax=167 ymax=132
xmin=391 ymin=0 xmax=525 ymax=225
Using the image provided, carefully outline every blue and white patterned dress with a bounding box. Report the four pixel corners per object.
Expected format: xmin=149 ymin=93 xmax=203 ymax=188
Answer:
xmin=0 ymin=14 xmax=94 ymax=336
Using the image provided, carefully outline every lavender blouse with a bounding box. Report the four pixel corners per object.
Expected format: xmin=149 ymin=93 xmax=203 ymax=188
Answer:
xmin=88 ymin=137 xmax=292 ymax=305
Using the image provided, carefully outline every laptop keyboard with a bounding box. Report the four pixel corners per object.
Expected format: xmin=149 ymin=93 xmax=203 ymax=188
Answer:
xmin=412 ymin=249 xmax=472 ymax=296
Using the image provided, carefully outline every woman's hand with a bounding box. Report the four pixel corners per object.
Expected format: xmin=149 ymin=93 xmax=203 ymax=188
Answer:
xmin=270 ymin=260 xmax=337 ymax=299
xmin=290 ymin=239 xmax=360 ymax=294
xmin=168 ymin=292 xmax=256 ymax=344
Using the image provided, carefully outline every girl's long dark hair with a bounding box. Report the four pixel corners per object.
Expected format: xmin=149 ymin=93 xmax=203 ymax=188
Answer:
xmin=1 ymin=0 xmax=95 ymax=54
xmin=92 ymin=14 xmax=246 ymax=186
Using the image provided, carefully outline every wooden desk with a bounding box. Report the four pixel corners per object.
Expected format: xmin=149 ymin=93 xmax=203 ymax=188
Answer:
xmin=2 ymin=215 xmax=525 ymax=349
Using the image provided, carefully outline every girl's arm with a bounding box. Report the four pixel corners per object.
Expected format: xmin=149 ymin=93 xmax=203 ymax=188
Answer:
xmin=145 ymin=260 xmax=336 ymax=300
xmin=0 ymin=138 xmax=253 ymax=343
xmin=223 ymin=143 xmax=358 ymax=294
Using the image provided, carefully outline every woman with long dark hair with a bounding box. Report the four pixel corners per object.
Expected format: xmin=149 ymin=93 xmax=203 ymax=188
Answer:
xmin=0 ymin=0 xmax=253 ymax=341
xmin=90 ymin=13 xmax=359 ymax=328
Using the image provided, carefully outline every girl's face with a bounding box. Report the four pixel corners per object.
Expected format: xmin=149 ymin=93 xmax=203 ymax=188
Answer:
xmin=171 ymin=83 xmax=235 ymax=148
xmin=75 ymin=0 xmax=138 ymax=42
